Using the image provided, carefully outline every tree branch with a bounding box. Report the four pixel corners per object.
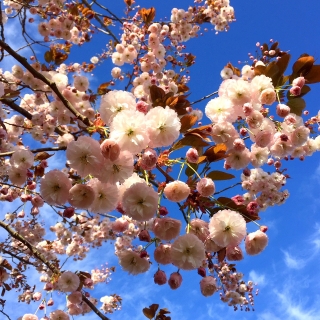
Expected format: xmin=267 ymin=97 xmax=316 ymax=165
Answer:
xmin=0 ymin=146 xmax=66 ymax=158
xmin=190 ymin=91 xmax=218 ymax=105
xmin=0 ymin=40 xmax=93 ymax=127
xmin=0 ymin=220 xmax=110 ymax=320
xmin=1 ymin=98 xmax=66 ymax=136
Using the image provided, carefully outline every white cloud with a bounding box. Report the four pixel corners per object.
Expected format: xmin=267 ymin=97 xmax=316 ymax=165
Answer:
xmin=282 ymin=250 xmax=306 ymax=269
xmin=249 ymin=270 xmax=266 ymax=287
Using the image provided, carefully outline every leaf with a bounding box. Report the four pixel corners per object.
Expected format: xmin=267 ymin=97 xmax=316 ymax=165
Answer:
xmin=305 ymin=65 xmax=320 ymax=84
xmin=3 ymin=89 xmax=20 ymax=98
xmin=124 ymin=0 xmax=134 ymax=6
xmin=218 ymin=248 xmax=226 ymax=263
xmin=143 ymin=304 xmax=159 ymax=319
xmin=44 ymin=50 xmax=53 ymax=63
xmin=185 ymin=163 xmax=198 ymax=177
xmin=197 ymin=155 xmax=207 ymax=164
xmin=1 ymin=259 xmax=12 ymax=271
xmin=287 ymin=98 xmax=306 ymax=116
xmin=139 ymin=7 xmax=156 ymax=25
xmin=254 ymin=65 xmax=266 ymax=76
xmin=206 ymin=170 xmax=235 ymax=181
xmin=225 ymin=62 xmax=241 ymax=77
xmin=97 ymin=82 xmax=111 ymax=95
xmin=275 ymin=53 xmax=291 ymax=78
xmin=34 ymin=152 xmax=54 ymax=161
xmin=292 ymin=55 xmax=315 ymax=75
xmin=265 ymin=61 xmax=279 ymax=79
xmin=54 ymin=52 xmax=68 ymax=65
xmin=150 ymin=85 xmax=166 ymax=107
xmin=203 ymin=144 xmax=228 ymax=162
xmin=180 ymin=114 xmax=198 ymax=133
xmin=177 ymin=84 xmax=189 ymax=93
xmin=171 ymin=133 xmax=210 ymax=151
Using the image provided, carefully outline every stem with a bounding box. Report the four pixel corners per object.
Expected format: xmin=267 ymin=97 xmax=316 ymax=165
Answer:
xmin=190 ymin=91 xmax=218 ymax=105
xmin=0 ymin=146 xmax=67 ymax=157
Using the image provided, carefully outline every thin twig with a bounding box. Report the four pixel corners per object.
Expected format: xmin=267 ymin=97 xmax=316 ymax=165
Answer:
xmin=190 ymin=91 xmax=218 ymax=105
xmin=0 ymin=146 xmax=66 ymax=158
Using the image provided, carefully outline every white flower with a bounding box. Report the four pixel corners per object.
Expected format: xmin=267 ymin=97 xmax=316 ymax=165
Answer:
xmin=110 ymin=109 xmax=149 ymax=153
xmin=99 ymin=90 xmax=136 ymax=125
xmin=145 ymin=106 xmax=181 ymax=148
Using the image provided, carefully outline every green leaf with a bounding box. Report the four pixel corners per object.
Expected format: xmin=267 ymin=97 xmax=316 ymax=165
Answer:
xmin=206 ymin=170 xmax=235 ymax=181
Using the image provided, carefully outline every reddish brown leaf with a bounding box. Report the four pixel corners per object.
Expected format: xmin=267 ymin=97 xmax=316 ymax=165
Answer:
xmin=139 ymin=7 xmax=156 ymax=25
xmin=97 ymin=82 xmax=111 ymax=95
xmin=180 ymin=114 xmax=198 ymax=133
xmin=305 ymin=65 xmax=320 ymax=84
xmin=34 ymin=152 xmax=54 ymax=161
xmin=143 ymin=304 xmax=159 ymax=319
xmin=171 ymin=133 xmax=210 ymax=151
xmin=124 ymin=0 xmax=133 ymax=6
xmin=218 ymin=248 xmax=226 ymax=263
xmin=150 ymin=85 xmax=166 ymax=107
xmin=177 ymin=84 xmax=189 ymax=93
xmin=203 ymin=144 xmax=228 ymax=162
xmin=226 ymin=62 xmax=241 ymax=77
xmin=292 ymin=55 xmax=315 ymax=75
xmin=206 ymin=170 xmax=235 ymax=181
xmin=1 ymin=259 xmax=12 ymax=271
xmin=254 ymin=65 xmax=266 ymax=76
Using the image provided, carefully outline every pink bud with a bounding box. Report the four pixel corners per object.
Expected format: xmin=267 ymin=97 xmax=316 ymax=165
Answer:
xmin=196 ymin=178 xmax=215 ymax=197
xmin=47 ymin=298 xmax=54 ymax=306
xmin=31 ymin=206 xmax=40 ymax=215
xmin=168 ymin=272 xmax=182 ymax=290
xmin=260 ymin=225 xmax=268 ymax=233
xmin=138 ymin=230 xmax=151 ymax=242
xmin=243 ymin=103 xmax=253 ymax=116
xmin=290 ymin=86 xmax=301 ymax=96
xmin=200 ymin=276 xmax=217 ymax=297
xmin=245 ymin=230 xmax=268 ymax=255
xmin=33 ymin=292 xmax=42 ymax=301
xmin=197 ymin=267 xmax=206 ymax=277
xmin=63 ymin=207 xmax=75 ymax=218
xmin=158 ymin=206 xmax=168 ymax=216
xmin=154 ymin=270 xmax=167 ymax=285
xmin=233 ymin=138 xmax=246 ymax=152
xmin=186 ymin=148 xmax=199 ymax=163
xmin=44 ymin=283 xmax=53 ymax=291
xmin=226 ymin=245 xmax=244 ymax=261
xmin=140 ymin=148 xmax=157 ymax=170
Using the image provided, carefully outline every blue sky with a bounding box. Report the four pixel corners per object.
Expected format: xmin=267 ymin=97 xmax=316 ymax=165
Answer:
xmin=2 ymin=0 xmax=320 ymax=319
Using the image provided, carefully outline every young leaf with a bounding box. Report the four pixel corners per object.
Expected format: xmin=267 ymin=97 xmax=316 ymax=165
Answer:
xmin=206 ymin=170 xmax=235 ymax=181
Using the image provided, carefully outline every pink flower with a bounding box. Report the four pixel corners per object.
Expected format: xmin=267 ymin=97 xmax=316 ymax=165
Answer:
xmin=209 ymin=209 xmax=246 ymax=247
xmin=245 ymin=230 xmax=268 ymax=255
xmin=68 ymin=184 xmax=95 ymax=209
xmin=259 ymin=88 xmax=276 ymax=105
xmin=145 ymin=106 xmax=181 ymax=148
xmin=58 ymin=271 xmax=80 ymax=293
xmin=66 ymin=136 xmax=104 ymax=177
xmin=74 ymin=75 xmax=89 ymax=92
xmin=40 ymin=170 xmax=72 ymax=205
xmin=22 ymin=315 xmax=38 ymax=320
xmin=225 ymin=148 xmax=251 ymax=170
xmin=168 ymin=272 xmax=182 ymax=290
xmin=186 ymin=148 xmax=199 ymax=163
xmin=153 ymin=217 xmax=181 ymax=241
xmin=154 ymin=244 xmax=172 ymax=265
xmin=164 ymin=181 xmax=190 ymax=202
xmin=49 ymin=310 xmax=70 ymax=320
xmin=97 ymin=150 xmax=133 ymax=184
xmin=200 ymin=276 xmax=218 ymax=297
xmin=196 ymin=178 xmax=215 ymax=197
xmin=118 ymin=250 xmax=149 ymax=275
xmin=292 ymin=76 xmax=305 ymax=88
xmin=226 ymin=245 xmax=244 ymax=261
xmin=87 ymin=178 xmax=119 ymax=214
xmin=189 ymin=219 xmax=209 ymax=242
xmin=205 ymin=97 xmax=236 ymax=123
xmin=171 ymin=234 xmax=205 ymax=270
xmin=10 ymin=148 xmax=34 ymax=170
xmin=8 ymin=167 xmax=27 ymax=186
xmin=122 ymin=182 xmax=158 ymax=221
xmin=276 ymin=104 xmax=290 ymax=118
xmin=67 ymin=291 xmax=82 ymax=304
xmin=204 ymin=238 xmax=223 ymax=252
xmin=226 ymin=79 xmax=251 ymax=105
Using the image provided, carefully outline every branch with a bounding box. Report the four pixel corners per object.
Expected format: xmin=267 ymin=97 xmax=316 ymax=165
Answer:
xmin=1 ymin=247 xmax=35 ymax=266
xmin=156 ymin=164 xmax=174 ymax=182
xmin=81 ymin=0 xmax=119 ymax=43
xmin=1 ymin=98 xmax=66 ymax=136
xmin=190 ymin=91 xmax=218 ymax=105
xmin=214 ymin=182 xmax=242 ymax=195
xmin=0 ymin=40 xmax=93 ymax=127
xmin=0 ymin=146 xmax=66 ymax=158
xmin=0 ymin=220 xmax=110 ymax=320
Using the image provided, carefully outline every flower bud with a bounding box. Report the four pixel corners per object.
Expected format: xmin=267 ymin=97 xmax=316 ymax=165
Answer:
xmin=154 ymin=270 xmax=167 ymax=285
xmin=168 ymin=272 xmax=182 ymax=290
xmin=100 ymin=139 xmax=120 ymax=161
xmin=276 ymin=104 xmax=290 ymax=118
xmin=186 ymin=148 xmax=199 ymax=163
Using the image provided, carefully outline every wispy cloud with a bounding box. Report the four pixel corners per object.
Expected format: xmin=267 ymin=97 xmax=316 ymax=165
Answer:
xmin=282 ymin=250 xmax=306 ymax=269
xmin=249 ymin=270 xmax=266 ymax=287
